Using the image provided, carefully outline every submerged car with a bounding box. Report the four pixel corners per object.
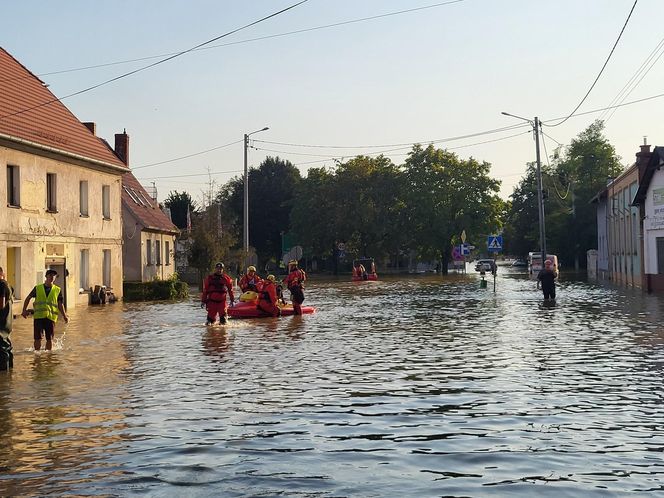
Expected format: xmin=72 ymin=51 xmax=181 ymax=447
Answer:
xmin=474 ymin=259 xmax=496 ymax=272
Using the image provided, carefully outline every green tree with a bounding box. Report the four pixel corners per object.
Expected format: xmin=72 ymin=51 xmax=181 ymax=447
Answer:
xmin=164 ymin=191 xmax=195 ymax=230
xmin=502 ymin=164 xmax=541 ymax=258
xmin=223 ymin=156 xmax=301 ymax=268
xmin=402 ymin=145 xmax=501 ymax=274
xmin=547 ymin=120 xmax=623 ymax=270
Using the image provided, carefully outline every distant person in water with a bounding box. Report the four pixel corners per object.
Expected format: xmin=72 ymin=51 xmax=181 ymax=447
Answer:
xmin=283 ymin=260 xmax=306 ymax=315
xmin=201 ymin=262 xmax=235 ymax=325
xmin=22 ymin=269 xmax=69 ymax=351
xmin=0 ymin=267 xmax=14 ymax=369
xmin=537 ymin=259 xmax=557 ymax=300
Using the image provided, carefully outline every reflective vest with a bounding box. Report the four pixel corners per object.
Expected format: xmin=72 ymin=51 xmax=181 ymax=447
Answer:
xmin=34 ymin=284 xmax=60 ymax=322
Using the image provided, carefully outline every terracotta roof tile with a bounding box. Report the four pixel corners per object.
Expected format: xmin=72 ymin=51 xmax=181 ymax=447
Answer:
xmin=122 ymin=171 xmax=179 ymax=234
xmin=0 ymin=47 xmax=127 ymax=170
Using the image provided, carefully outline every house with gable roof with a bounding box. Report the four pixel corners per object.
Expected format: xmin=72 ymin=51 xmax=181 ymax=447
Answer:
xmin=0 ymin=47 xmax=140 ymax=307
xmin=115 ymin=131 xmax=179 ymax=282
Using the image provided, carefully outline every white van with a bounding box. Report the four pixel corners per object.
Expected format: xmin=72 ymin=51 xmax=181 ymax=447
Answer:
xmin=528 ymin=252 xmax=559 ymax=276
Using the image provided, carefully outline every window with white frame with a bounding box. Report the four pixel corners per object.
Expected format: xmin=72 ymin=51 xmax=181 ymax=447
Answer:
xmin=146 ymin=239 xmax=153 ymax=265
xmin=7 ymin=165 xmax=20 ymax=207
xmin=46 ymin=173 xmax=57 ymax=212
xmin=80 ymin=180 xmax=89 ymax=216
xmin=102 ymin=185 xmax=111 ymax=219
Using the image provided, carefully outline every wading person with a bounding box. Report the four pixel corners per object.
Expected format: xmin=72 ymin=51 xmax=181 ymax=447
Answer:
xmin=257 ymin=275 xmax=281 ymax=317
xmin=283 ymin=260 xmax=306 ymax=315
xmin=537 ymin=259 xmax=557 ymax=301
xmin=22 ymin=269 xmax=69 ymax=351
xmin=0 ymin=267 xmax=14 ymax=370
xmin=201 ymin=262 xmax=235 ymax=325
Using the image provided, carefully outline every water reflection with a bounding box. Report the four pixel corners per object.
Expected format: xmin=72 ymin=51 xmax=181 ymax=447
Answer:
xmin=2 ymin=270 xmax=664 ymax=496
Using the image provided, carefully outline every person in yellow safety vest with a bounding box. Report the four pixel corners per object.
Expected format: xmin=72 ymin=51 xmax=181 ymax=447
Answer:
xmin=21 ymin=269 xmax=69 ymax=351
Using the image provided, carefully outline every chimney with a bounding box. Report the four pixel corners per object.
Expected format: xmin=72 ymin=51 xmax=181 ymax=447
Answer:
xmin=83 ymin=122 xmax=96 ymax=135
xmin=636 ymin=139 xmax=651 ymax=184
xmin=114 ymin=129 xmax=129 ymax=166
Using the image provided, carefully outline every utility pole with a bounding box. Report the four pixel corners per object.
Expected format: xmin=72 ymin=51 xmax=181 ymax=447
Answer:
xmin=534 ymin=117 xmax=547 ymax=262
xmin=243 ymin=133 xmax=249 ymax=256
xmin=243 ymin=127 xmax=269 ymax=266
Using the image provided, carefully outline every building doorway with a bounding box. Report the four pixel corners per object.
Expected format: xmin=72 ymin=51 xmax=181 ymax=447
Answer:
xmin=46 ymin=257 xmax=67 ymax=309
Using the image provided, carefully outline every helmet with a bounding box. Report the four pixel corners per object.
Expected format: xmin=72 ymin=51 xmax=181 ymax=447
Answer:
xmin=247 ymin=265 xmax=256 ymax=272
xmin=266 ymin=274 xmax=276 ymax=282
xmin=214 ymin=262 xmax=224 ymax=269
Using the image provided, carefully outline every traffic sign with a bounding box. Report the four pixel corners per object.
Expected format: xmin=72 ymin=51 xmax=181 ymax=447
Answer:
xmin=461 ymin=243 xmax=470 ymax=256
xmin=487 ymin=235 xmax=503 ymax=252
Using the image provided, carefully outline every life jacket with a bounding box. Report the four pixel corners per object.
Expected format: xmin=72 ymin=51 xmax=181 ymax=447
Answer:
xmin=205 ymin=274 xmax=232 ymax=302
xmin=260 ymin=282 xmax=277 ymax=304
xmin=34 ymin=284 xmax=60 ymax=322
xmin=285 ymin=269 xmax=305 ymax=290
xmin=240 ymin=274 xmax=262 ymax=292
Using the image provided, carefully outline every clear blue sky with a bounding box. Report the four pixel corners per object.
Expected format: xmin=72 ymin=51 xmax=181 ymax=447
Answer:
xmin=3 ymin=0 xmax=663 ymax=201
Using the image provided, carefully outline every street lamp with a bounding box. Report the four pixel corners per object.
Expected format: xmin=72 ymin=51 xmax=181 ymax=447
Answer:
xmin=244 ymin=126 xmax=269 ymax=260
xmin=501 ymin=112 xmax=546 ymax=261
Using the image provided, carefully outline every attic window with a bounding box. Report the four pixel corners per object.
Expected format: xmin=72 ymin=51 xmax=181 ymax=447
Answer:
xmin=137 ymin=191 xmax=152 ymax=208
xmin=123 ymin=186 xmax=141 ymax=205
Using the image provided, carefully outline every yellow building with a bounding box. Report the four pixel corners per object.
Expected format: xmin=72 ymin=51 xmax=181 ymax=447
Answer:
xmin=117 ymin=132 xmax=179 ymax=282
xmin=0 ymin=47 xmax=128 ymax=307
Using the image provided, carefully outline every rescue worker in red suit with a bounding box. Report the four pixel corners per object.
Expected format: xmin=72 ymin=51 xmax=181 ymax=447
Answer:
xmin=239 ymin=265 xmax=263 ymax=293
xmin=283 ymin=260 xmax=306 ymax=315
xmin=201 ymin=262 xmax=235 ymax=325
xmin=257 ymin=274 xmax=280 ymax=317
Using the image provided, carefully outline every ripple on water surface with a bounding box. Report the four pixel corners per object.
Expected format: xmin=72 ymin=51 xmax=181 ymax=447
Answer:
xmin=2 ymin=271 xmax=664 ymax=496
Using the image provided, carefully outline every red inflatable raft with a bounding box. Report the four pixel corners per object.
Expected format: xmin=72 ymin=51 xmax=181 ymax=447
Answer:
xmin=227 ymin=300 xmax=316 ymax=319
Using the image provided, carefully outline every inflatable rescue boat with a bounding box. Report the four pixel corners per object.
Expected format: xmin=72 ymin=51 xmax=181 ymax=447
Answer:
xmin=228 ymin=292 xmax=316 ymax=319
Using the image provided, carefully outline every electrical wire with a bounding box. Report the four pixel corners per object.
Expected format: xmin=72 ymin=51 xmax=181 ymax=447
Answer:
xmin=253 ymin=123 xmax=528 ymax=150
xmin=604 ymin=39 xmax=664 ymax=123
xmin=541 ymin=130 xmax=570 ymax=200
xmin=132 ymin=139 xmax=242 ymax=170
xmin=0 ymin=0 xmax=309 ymax=120
xmin=0 ymin=0 xmax=465 ymax=83
xmin=137 ymin=130 xmax=529 ymax=181
xmin=599 ymin=34 xmax=664 ymax=121
xmin=542 ymin=89 xmax=664 ymax=124
xmin=545 ymin=0 xmax=638 ymax=128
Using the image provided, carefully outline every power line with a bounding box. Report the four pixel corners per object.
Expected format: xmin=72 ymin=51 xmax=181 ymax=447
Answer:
xmin=253 ymin=123 xmax=528 ymax=150
xmin=599 ymin=34 xmax=664 ymax=121
xmin=0 ymin=0 xmax=309 ymax=120
xmin=542 ymin=88 xmax=664 ymax=124
xmin=545 ymin=0 xmax=638 ymax=128
xmin=132 ymin=139 xmax=243 ymax=170
xmin=0 ymin=0 xmax=465 ymax=83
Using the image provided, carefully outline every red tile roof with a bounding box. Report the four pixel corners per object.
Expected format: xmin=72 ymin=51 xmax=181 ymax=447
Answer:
xmin=0 ymin=47 xmax=128 ymax=170
xmin=122 ymin=171 xmax=179 ymax=234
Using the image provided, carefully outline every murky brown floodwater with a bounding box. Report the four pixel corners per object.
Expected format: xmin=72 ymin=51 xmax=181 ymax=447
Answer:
xmin=2 ymin=267 xmax=664 ymax=497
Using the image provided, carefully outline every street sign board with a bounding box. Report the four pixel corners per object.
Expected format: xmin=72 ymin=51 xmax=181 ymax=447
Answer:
xmin=461 ymin=243 xmax=470 ymax=256
xmin=487 ymin=235 xmax=503 ymax=252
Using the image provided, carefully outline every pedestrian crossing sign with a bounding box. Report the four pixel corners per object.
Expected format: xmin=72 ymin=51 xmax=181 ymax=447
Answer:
xmin=487 ymin=235 xmax=503 ymax=252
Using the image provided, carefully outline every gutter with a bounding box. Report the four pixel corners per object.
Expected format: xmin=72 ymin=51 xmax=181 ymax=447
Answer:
xmin=0 ymin=131 xmax=129 ymax=173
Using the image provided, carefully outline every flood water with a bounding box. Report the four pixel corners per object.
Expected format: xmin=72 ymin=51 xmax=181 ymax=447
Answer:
xmin=2 ymin=267 xmax=664 ymax=497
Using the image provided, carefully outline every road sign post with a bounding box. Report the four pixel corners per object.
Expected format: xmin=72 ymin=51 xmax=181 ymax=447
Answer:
xmin=487 ymin=235 xmax=503 ymax=292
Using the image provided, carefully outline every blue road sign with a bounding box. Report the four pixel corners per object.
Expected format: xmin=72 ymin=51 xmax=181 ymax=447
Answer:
xmin=487 ymin=235 xmax=503 ymax=252
xmin=461 ymin=243 xmax=471 ymax=256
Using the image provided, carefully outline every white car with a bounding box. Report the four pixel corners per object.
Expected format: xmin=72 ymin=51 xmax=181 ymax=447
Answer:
xmin=474 ymin=259 xmax=496 ymax=272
